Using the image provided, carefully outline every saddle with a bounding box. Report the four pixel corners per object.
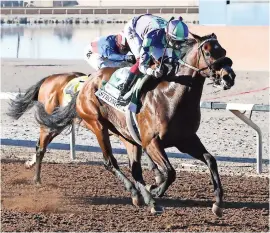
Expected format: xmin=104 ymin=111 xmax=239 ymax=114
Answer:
xmin=95 ymin=68 xmax=149 ymax=145
xmin=95 ymin=67 xmax=145 ymax=113
xmin=63 ymin=75 xmax=89 ymax=106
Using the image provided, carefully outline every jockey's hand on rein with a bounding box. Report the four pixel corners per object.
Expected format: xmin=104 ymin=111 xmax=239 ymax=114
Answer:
xmin=126 ymin=55 xmax=136 ymax=64
xmin=146 ymin=68 xmax=163 ymax=78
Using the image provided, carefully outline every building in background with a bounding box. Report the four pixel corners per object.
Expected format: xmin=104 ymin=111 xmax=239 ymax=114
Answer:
xmin=26 ymin=0 xmax=53 ymax=7
xmin=199 ymin=0 xmax=269 ymax=26
xmin=76 ymin=0 xmax=198 ymax=7
xmin=1 ymin=1 xmax=22 ymax=7
xmin=0 ymin=1 xmax=79 ymax=7
xmin=1 ymin=0 xmax=199 ymax=7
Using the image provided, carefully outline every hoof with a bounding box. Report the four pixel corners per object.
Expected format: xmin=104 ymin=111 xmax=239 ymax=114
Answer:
xmin=34 ymin=181 xmax=42 ymax=186
xmin=25 ymin=161 xmax=34 ymax=169
xmin=212 ymin=203 xmax=222 ymax=217
xmin=146 ymin=184 xmax=157 ymax=192
xmin=150 ymin=205 xmax=164 ymax=215
xmin=155 ymin=175 xmax=165 ymax=185
xmin=132 ymin=195 xmax=144 ymax=207
xmin=33 ymin=177 xmax=41 ymax=186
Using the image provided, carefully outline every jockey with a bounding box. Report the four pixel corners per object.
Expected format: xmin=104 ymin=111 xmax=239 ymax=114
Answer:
xmin=119 ymin=17 xmax=189 ymax=98
xmin=84 ymin=32 xmax=136 ymax=71
xmin=124 ymin=14 xmax=168 ymax=59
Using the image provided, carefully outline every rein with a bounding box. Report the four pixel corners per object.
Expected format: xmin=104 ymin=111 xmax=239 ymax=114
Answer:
xmin=179 ymin=38 xmax=217 ymax=77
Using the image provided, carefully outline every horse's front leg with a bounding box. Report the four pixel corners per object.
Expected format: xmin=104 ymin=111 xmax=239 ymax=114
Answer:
xmin=145 ymin=136 xmax=176 ymax=198
xmin=176 ymin=134 xmax=223 ymax=217
xmin=120 ymin=136 xmax=163 ymax=214
xmin=83 ymin=119 xmax=141 ymax=207
xmin=143 ymin=150 xmax=166 ymax=186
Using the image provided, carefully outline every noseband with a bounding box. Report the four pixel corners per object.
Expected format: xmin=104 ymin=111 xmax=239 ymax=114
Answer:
xmin=179 ymin=37 xmax=218 ymax=78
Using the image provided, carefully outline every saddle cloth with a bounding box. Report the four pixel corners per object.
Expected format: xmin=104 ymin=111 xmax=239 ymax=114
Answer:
xmin=95 ymin=68 xmax=142 ymax=144
xmin=63 ymin=75 xmax=89 ymax=106
xmin=95 ymin=67 xmax=140 ymax=113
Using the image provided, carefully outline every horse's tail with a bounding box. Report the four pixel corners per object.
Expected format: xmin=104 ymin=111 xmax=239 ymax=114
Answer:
xmin=35 ymin=92 xmax=79 ymax=133
xmin=7 ymin=77 xmax=47 ymax=120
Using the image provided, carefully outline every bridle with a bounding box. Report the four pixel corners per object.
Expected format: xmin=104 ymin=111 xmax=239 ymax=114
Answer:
xmin=179 ymin=37 xmax=219 ymax=78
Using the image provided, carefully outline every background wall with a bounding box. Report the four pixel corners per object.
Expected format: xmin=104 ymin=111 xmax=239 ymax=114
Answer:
xmin=76 ymin=0 xmax=199 ymax=7
xmin=189 ymin=25 xmax=269 ymax=71
xmin=199 ymin=0 xmax=269 ymax=26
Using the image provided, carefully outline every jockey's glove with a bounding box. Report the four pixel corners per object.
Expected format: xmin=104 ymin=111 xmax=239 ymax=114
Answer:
xmin=125 ymin=55 xmax=136 ymax=64
xmin=146 ymin=68 xmax=163 ymax=78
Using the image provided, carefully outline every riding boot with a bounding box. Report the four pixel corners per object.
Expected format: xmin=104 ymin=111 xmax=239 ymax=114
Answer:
xmin=119 ymin=59 xmax=140 ymax=97
xmin=120 ymin=72 xmax=136 ymax=95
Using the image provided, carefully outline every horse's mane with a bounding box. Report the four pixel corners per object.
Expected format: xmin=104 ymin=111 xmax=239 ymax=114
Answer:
xmin=180 ymin=33 xmax=215 ymax=60
xmin=180 ymin=38 xmax=196 ymax=59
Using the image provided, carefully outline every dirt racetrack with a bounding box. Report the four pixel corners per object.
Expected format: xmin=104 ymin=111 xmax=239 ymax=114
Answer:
xmin=1 ymin=158 xmax=269 ymax=232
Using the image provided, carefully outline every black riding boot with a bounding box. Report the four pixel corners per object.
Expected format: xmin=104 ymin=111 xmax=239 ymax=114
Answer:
xmin=120 ymin=78 xmax=133 ymax=95
xmin=119 ymin=71 xmax=136 ymax=97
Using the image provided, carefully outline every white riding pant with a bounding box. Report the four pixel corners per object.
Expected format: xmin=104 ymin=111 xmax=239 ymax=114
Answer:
xmin=124 ymin=20 xmax=143 ymax=59
xmin=84 ymin=44 xmax=131 ymax=71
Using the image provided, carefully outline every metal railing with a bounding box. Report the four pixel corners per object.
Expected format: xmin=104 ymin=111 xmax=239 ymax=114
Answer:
xmin=1 ymin=6 xmax=199 ymax=15
xmin=4 ymin=91 xmax=268 ymax=174
xmin=69 ymin=102 xmax=269 ymax=174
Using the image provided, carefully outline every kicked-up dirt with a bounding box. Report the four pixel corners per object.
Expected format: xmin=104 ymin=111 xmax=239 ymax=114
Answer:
xmin=1 ymin=159 xmax=269 ymax=232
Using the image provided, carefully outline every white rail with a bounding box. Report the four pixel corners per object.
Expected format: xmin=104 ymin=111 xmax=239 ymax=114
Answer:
xmin=2 ymin=92 xmax=268 ymax=174
xmin=1 ymin=6 xmax=199 ymax=15
xmin=70 ymin=102 xmax=269 ymax=174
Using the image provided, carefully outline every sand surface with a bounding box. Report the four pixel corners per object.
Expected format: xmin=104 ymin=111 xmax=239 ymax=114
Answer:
xmin=1 ymin=160 xmax=269 ymax=232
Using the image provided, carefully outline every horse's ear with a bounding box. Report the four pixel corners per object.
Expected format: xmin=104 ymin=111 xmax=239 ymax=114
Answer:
xmin=211 ymin=33 xmax=217 ymax=39
xmin=189 ymin=32 xmax=201 ymax=42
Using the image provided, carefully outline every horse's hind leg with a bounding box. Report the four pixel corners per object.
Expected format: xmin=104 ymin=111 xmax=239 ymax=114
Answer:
xmin=25 ymin=139 xmax=40 ymax=169
xmin=32 ymin=90 xmax=60 ymax=184
xmin=176 ymin=134 xmax=223 ymax=217
xmin=33 ymin=127 xmax=58 ymax=185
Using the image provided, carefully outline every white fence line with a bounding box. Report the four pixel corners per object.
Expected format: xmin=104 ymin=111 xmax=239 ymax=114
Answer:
xmin=69 ymin=102 xmax=269 ymax=174
xmin=199 ymin=102 xmax=269 ymax=174
xmin=1 ymin=6 xmax=199 ymax=15
xmin=2 ymin=92 xmax=268 ymax=174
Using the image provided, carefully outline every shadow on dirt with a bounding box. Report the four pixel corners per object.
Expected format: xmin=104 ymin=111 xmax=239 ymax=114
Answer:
xmin=74 ymin=196 xmax=269 ymax=210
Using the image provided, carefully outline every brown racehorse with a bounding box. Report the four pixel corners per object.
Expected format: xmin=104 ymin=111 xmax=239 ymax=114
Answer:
xmin=9 ymin=32 xmax=235 ymax=216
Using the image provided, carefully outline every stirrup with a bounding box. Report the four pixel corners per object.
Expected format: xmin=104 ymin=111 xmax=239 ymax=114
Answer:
xmin=122 ymin=88 xmax=133 ymax=100
xmin=118 ymin=96 xmax=129 ymax=105
xmin=120 ymin=88 xmax=128 ymax=96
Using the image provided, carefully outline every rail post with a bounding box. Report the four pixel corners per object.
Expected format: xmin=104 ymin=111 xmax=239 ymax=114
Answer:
xmin=70 ymin=121 xmax=76 ymax=160
xmin=230 ymin=110 xmax=262 ymax=173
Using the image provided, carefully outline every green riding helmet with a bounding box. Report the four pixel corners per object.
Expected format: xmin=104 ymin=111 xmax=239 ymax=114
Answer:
xmin=165 ymin=17 xmax=189 ymax=49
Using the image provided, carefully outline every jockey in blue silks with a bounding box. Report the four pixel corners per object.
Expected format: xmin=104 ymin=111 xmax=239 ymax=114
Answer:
xmin=84 ymin=32 xmax=136 ymax=71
